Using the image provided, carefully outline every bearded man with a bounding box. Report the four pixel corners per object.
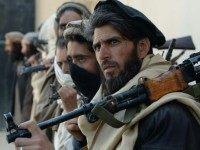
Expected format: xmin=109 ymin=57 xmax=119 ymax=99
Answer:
xmin=77 ymin=0 xmax=200 ymax=150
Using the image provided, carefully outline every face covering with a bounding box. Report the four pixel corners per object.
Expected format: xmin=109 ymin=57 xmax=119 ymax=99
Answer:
xmin=69 ymin=63 xmax=101 ymax=100
xmin=54 ymin=56 xmax=74 ymax=87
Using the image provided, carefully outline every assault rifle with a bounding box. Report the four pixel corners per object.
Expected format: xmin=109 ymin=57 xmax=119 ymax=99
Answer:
xmin=3 ymin=52 xmax=200 ymax=143
xmin=18 ymin=65 xmax=48 ymax=75
xmin=157 ymin=36 xmax=196 ymax=61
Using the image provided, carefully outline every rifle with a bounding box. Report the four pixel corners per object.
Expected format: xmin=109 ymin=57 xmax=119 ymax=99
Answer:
xmin=18 ymin=65 xmax=48 ymax=75
xmin=3 ymin=52 xmax=200 ymax=143
xmin=157 ymin=36 xmax=196 ymax=61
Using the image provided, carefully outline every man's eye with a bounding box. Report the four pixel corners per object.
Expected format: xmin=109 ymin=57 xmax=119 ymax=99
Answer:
xmin=67 ymin=57 xmax=72 ymax=63
xmin=77 ymin=57 xmax=86 ymax=62
xmin=93 ymin=44 xmax=101 ymax=52
xmin=59 ymin=25 xmax=66 ymax=30
xmin=110 ymin=39 xmax=120 ymax=46
xmin=57 ymin=62 xmax=62 ymax=67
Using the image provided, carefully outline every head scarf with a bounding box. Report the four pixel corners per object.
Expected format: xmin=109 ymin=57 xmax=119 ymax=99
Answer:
xmin=5 ymin=31 xmax=24 ymax=43
xmin=54 ymin=56 xmax=74 ymax=87
xmin=94 ymin=0 xmax=165 ymax=47
xmin=38 ymin=14 xmax=57 ymax=59
xmin=54 ymin=2 xmax=91 ymax=37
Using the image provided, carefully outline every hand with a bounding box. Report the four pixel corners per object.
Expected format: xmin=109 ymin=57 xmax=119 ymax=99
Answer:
xmin=58 ymin=87 xmax=85 ymax=141
xmin=14 ymin=121 xmax=53 ymax=150
xmin=65 ymin=118 xmax=85 ymax=141
xmin=42 ymin=58 xmax=53 ymax=68
xmin=58 ymin=86 xmax=77 ymax=112
xmin=27 ymin=54 xmax=39 ymax=66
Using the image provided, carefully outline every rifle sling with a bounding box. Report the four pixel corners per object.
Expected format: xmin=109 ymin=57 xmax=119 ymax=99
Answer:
xmin=91 ymin=105 xmax=129 ymax=128
xmin=91 ymin=103 xmax=143 ymax=128
xmin=184 ymin=83 xmax=200 ymax=102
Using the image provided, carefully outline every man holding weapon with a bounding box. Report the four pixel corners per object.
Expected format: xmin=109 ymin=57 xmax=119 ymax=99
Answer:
xmin=8 ymin=0 xmax=200 ymax=149
xmin=77 ymin=1 xmax=200 ymax=149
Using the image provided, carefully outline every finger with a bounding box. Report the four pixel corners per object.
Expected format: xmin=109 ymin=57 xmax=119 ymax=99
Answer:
xmin=15 ymin=138 xmax=34 ymax=147
xmin=65 ymin=119 xmax=80 ymax=132
xmin=58 ymin=86 xmax=69 ymax=97
xmin=14 ymin=145 xmax=20 ymax=150
xmin=19 ymin=121 xmax=42 ymax=135
xmin=66 ymin=119 xmax=78 ymax=125
xmin=22 ymin=145 xmax=40 ymax=150
xmin=66 ymin=124 xmax=80 ymax=132
xmin=58 ymin=86 xmax=76 ymax=96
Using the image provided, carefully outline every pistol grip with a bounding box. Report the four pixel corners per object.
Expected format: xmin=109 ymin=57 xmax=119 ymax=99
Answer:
xmin=7 ymin=128 xmax=32 ymax=143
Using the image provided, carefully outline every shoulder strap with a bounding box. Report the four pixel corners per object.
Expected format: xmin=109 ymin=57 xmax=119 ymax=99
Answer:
xmin=184 ymin=83 xmax=200 ymax=102
xmin=91 ymin=103 xmax=142 ymax=128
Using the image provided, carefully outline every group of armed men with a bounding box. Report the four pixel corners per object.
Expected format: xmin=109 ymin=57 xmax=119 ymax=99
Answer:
xmin=3 ymin=0 xmax=200 ymax=149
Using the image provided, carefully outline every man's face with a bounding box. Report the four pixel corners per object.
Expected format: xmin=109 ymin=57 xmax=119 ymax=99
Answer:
xmin=93 ymin=25 xmax=135 ymax=79
xmin=93 ymin=25 xmax=143 ymax=94
xmin=67 ymin=41 xmax=98 ymax=75
xmin=58 ymin=11 xmax=82 ymax=36
xmin=21 ymin=39 xmax=30 ymax=55
xmin=56 ymin=47 xmax=69 ymax=74
xmin=5 ymin=38 xmax=13 ymax=55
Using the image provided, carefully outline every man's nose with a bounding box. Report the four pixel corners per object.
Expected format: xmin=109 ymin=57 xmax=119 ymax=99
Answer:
xmin=21 ymin=47 xmax=26 ymax=53
xmin=98 ymin=44 xmax=111 ymax=61
xmin=62 ymin=63 xmax=69 ymax=74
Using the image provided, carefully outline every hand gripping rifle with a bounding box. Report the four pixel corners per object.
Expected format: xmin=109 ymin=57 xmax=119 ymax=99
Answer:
xmin=3 ymin=53 xmax=200 ymax=143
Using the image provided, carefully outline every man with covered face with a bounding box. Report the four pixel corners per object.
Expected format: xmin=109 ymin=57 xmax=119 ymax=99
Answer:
xmin=33 ymin=2 xmax=91 ymax=122
xmin=57 ymin=20 xmax=101 ymax=149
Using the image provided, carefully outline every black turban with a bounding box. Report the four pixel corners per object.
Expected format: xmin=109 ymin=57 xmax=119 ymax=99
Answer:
xmin=94 ymin=0 xmax=165 ymax=47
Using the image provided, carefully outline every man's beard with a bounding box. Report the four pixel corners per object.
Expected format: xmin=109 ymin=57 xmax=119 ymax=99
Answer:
xmin=102 ymin=50 xmax=142 ymax=96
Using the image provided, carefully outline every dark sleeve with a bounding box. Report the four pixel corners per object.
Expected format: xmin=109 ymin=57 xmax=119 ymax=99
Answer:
xmin=134 ymin=101 xmax=200 ymax=150
xmin=34 ymin=75 xmax=59 ymax=121
xmin=72 ymin=136 xmax=87 ymax=150
xmin=21 ymin=75 xmax=33 ymax=122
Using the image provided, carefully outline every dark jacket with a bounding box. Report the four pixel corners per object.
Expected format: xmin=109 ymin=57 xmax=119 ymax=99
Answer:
xmin=134 ymin=101 xmax=200 ymax=150
xmin=34 ymin=66 xmax=61 ymax=122
xmin=21 ymin=74 xmax=33 ymax=122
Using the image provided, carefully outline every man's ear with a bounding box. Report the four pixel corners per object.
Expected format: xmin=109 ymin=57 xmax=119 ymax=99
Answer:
xmin=137 ymin=38 xmax=150 ymax=59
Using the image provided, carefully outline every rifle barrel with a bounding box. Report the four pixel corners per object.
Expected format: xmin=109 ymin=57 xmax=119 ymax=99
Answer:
xmin=38 ymin=85 xmax=147 ymax=129
xmin=38 ymin=103 xmax=94 ymax=129
xmin=19 ymin=65 xmax=48 ymax=75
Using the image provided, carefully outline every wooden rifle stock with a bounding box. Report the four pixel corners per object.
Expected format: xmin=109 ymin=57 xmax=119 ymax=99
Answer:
xmin=143 ymin=68 xmax=188 ymax=102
